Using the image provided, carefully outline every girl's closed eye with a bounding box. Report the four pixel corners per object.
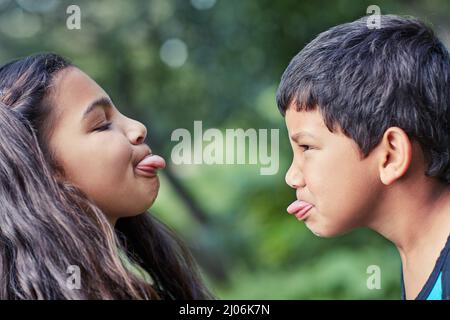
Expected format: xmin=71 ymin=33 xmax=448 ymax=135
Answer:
xmin=94 ymin=122 xmax=112 ymax=132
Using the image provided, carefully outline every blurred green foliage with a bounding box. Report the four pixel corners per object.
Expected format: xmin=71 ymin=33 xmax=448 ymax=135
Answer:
xmin=1 ymin=0 xmax=449 ymax=299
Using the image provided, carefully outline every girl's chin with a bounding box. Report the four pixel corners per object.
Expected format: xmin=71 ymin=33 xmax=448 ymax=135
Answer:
xmin=136 ymin=177 xmax=159 ymax=192
xmin=144 ymin=190 xmax=159 ymax=208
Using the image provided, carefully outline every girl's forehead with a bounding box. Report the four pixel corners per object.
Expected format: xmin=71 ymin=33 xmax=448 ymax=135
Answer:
xmin=44 ymin=68 xmax=112 ymax=137
xmin=51 ymin=67 xmax=108 ymax=117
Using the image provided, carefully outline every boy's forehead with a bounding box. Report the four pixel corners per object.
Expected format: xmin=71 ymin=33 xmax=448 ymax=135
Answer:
xmin=285 ymin=106 xmax=328 ymax=136
xmin=285 ymin=106 xmax=360 ymax=154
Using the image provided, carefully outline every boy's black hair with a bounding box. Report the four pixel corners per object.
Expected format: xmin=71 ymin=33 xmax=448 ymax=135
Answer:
xmin=276 ymin=15 xmax=450 ymax=184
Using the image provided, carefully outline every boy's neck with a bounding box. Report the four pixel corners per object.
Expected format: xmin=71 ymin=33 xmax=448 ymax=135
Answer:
xmin=368 ymin=177 xmax=450 ymax=260
xmin=368 ymin=178 xmax=450 ymax=300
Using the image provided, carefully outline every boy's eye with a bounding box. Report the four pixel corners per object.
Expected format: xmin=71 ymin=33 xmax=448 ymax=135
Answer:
xmin=94 ymin=122 xmax=112 ymax=132
xmin=298 ymin=144 xmax=311 ymax=151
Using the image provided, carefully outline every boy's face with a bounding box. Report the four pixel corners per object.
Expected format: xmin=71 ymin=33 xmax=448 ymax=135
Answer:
xmin=284 ymin=105 xmax=382 ymax=237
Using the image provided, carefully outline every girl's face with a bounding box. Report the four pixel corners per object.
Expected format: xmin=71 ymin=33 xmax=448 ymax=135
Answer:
xmin=48 ymin=67 xmax=164 ymax=225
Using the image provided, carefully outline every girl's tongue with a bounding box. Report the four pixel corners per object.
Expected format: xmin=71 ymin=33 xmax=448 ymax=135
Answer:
xmin=136 ymin=154 xmax=166 ymax=170
xmin=287 ymin=200 xmax=313 ymax=214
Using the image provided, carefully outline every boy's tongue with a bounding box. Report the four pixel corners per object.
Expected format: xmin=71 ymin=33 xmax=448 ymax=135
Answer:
xmin=136 ymin=154 xmax=166 ymax=170
xmin=287 ymin=200 xmax=313 ymax=214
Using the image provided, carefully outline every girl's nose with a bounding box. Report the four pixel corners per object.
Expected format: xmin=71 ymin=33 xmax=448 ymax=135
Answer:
xmin=128 ymin=119 xmax=147 ymax=145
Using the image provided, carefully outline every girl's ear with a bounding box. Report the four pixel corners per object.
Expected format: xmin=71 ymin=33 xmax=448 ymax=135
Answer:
xmin=378 ymin=126 xmax=412 ymax=185
xmin=50 ymin=162 xmax=68 ymax=184
xmin=54 ymin=171 xmax=65 ymax=182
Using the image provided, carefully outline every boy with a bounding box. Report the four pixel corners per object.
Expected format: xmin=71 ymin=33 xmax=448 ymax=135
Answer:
xmin=276 ymin=15 xmax=450 ymax=300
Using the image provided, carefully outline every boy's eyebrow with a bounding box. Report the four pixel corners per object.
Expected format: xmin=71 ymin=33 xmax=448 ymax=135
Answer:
xmin=290 ymin=131 xmax=316 ymax=142
xmin=82 ymin=97 xmax=113 ymax=121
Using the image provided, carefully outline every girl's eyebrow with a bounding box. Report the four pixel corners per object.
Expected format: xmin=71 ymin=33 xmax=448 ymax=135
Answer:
xmin=81 ymin=97 xmax=113 ymax=121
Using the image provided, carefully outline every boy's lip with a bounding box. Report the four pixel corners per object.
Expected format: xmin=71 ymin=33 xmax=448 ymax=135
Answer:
xmin=294 ymin=204 xmax=314 ymax=221
xmin=287 ymin=200 xmax=314 ymax=220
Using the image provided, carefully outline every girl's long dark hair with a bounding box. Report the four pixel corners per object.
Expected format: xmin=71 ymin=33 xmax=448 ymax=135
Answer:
xmin=0 ymin=53 xmax=212 ymax=299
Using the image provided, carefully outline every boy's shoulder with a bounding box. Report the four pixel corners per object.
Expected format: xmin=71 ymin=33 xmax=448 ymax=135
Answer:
xmin=441 ymin=235 xmax=450 ymax=300
xmin=402 ymin=235 xmax=450 ymax=300
xmin=423 ymin=235 xmax=450 ymax=300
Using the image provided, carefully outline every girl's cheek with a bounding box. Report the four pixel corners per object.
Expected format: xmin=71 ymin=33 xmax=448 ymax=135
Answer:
xmin=99 ymin=136 xmax=132 ymax=171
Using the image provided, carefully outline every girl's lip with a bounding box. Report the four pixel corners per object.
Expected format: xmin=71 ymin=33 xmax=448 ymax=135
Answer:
xmin=135 ymin=154 xmax=166 ymax=178
xmin=135 ymin=167 xmax=158 ymax=177
xmin=136 ymin=154 xmax=166 ymax=169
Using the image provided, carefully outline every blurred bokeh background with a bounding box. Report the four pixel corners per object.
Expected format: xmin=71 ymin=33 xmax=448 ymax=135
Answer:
xmin=1 ymin=0 xmax=449 ymax=299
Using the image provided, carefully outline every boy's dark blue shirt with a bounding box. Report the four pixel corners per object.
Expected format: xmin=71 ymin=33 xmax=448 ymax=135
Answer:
xmin=401 ymin=235 xmax=450 ymax=300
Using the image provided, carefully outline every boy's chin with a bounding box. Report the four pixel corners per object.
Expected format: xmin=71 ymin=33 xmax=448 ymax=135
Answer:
xmin=305 ymin=222 xmax=350 ymax=238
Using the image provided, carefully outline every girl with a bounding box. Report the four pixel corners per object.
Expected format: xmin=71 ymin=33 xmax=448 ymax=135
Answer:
xmin=0 ymin=53 xmax=212 ymax=299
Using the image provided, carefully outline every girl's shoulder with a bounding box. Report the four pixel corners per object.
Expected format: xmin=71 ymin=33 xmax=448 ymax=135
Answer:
xmin=118 ymin=249 xmax=154 ymax=285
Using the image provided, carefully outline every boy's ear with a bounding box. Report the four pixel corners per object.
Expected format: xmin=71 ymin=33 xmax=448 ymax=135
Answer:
xmin=378 ymin=127 xmax=412 ymax=185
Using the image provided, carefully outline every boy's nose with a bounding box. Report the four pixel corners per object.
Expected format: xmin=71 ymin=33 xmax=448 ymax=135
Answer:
xmin=285 ymin=163 xmax=305 ymax=189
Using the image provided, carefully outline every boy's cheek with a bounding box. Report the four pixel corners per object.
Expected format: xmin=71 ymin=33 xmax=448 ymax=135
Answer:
xmin=308 ymin=186 xmax=366 ymax=236
xmin=327 ymin=189 xmax=376 ymax=233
